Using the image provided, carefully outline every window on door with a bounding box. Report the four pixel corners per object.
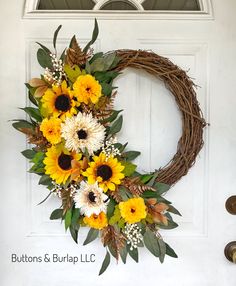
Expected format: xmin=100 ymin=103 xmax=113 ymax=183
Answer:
xmin=37 ymin=0 xmax=201 ymax=11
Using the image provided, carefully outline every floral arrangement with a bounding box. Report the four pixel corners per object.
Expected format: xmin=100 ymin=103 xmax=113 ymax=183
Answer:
xmin=13 ymin=20 xmax=181 ymax=275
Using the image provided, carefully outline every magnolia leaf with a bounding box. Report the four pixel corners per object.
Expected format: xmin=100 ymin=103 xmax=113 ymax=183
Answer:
xmin=21 ymin=149 xmax=36 ymax=159
xmin=83 ymin=228 xmax=99 ymax=245
xmin=143 ymin=229 xmax=160 ymax=257
xmin=128 ymin=246 xmax=139 ymax=263
xmin=103 ymin=53 xmax=116 ymax=70
xmin=28 ymin=91 xmax=38 ymax=107
xmin=38 ymin=174 xmax=52 ymax=186
xmin=99 ymin=251 xmax=110 ymax=276
xmin=109 ymin=115 xmax=123 ymax=135
xmin=20 ymin=107 xmax=42 ymax=122
xmin=65 ymin=209 xmax=72 ymax=230
xmin=90 ymin=58 xmax=105 ymax=72
xmin=36 ymin=42 xmax=51 ymax=54
xmin=84 ymin=19 xmax=99 ymax=54
xmin=53 ymin=25 xmax=62 ymax=49
xmin=90 ymin=52 xmax=104 ymax=64
xmin=37 ymin=48 xmax=52 ymax=69
xmin=165 ymin=243 xmax=178 ymax=258
xmin=34 ymin=86 xmax=48 ymax=98
xmin=69 ymin=226 xmax=78 ymax=244
xmin=12 ymin=120 xmax=34 ymax=132
xmin=120 ymin=245 xmax=128 ymax=264
xmin=158 ymin=220 xmax=178 ymax=230
xmin=50 ymin=209 xmax=63 ymax=220
xmin=167 ymin=205 xmax=182 ymax=216
xmin=158 ymin=238 xmax=166 ymax=263
xmin=154 ymin=182 xmax=170 ymax=195
xmin=122 ymin=151 xmax=141 ymax=161
xmin=28 ymin=78 xmax=45 ymax=87
xmin=71 ymin=208 xmax=80 ymax=230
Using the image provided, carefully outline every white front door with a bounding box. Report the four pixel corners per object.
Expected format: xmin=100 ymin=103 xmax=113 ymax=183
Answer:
xmin=1 ymin=0 xmax=236 ymax=285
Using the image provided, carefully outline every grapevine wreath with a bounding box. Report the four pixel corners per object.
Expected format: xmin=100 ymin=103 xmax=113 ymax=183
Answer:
xmin=13 ymin=20 xmax=206 ymax=274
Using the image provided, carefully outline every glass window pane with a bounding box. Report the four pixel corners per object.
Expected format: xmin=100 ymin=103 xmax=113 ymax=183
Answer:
xmin=142 ymin=0 xmax=200 ymax=11
xmin=100 ymin=1 xmax=137 ymax=10
xmin=37 ymin=0 xmax=95 ymax=10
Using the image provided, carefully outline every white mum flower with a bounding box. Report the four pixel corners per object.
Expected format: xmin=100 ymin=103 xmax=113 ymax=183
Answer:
xmin=73 ymin=181 xmax=108 ymax=217
xmin=61 ymin=112 xmax=105 ymax=155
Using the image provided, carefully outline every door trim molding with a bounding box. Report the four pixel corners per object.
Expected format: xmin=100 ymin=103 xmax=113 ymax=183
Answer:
xmin=23 ymin=0 xmax=214 ymax=20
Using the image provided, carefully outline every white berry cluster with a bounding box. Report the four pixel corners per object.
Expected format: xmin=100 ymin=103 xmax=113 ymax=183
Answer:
xmin=43 ymin=53 xmax=65 ymax=86
xmin=52 ymin=182 xmax=78 ymax=198
xmin=102 ymin=138 xmax=121 ymax=161
xmin=124 ymin=223 xmax=143 ymax=251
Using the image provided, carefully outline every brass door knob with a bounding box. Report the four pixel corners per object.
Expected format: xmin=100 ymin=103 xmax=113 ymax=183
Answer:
xmin=224 ymin=241 xmax=236 ymax=263
xmin=225 ymin=196 xmax=236 ymax=215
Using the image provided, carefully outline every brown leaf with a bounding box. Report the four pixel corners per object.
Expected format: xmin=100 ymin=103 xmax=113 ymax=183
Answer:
xmin=34 ymin=86 xmax=48 ymax=98
xmin=29 ymin=78 xmax=45 ymax=87
xmin=65 ymin=36 xmax=88 ymax=67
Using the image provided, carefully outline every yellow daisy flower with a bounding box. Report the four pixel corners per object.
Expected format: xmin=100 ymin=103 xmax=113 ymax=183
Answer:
xmin=83 ymin=152 xmax=125 ymax=192
xmin=41 ymin=80 xmax=78 ymax=120
xmin=83 ymin=211 xmax=108 ymax=230
xmin=73 ymin=74 xmax=102 ymax=105
xmin=40 ymin=117 xmax=62 ymax=145
xmin=43 ymin=145 xmax=82 ymax=185
xmin=119 ymin=197 xmax=147 ymax=224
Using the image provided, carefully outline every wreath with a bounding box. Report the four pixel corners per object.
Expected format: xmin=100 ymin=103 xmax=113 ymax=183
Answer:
xmin=12 ymin=20 xmax=206 ymax=275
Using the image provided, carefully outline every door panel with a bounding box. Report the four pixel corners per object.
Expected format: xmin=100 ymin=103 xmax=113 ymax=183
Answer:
xmin=1 ymin=0 xmax=236 ymax=285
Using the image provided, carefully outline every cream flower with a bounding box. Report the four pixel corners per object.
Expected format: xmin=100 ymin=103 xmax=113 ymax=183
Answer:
xmin=61 ymin=112 xmax=105 ymax=155
xmin=73 ymin=181 xmax=108 ymax=217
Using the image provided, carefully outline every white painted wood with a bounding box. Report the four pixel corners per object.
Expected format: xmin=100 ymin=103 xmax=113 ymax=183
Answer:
xmin=23 ymin=0 xmax=214 ymax=20
xmin=1 ymin=0 xmax=236 ymax=285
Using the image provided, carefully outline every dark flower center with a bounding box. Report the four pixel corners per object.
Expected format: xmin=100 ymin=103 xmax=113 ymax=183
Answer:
xmin=55 ymin=94 xmax=71 ymax=112
xmin=88 ymin=191 xmax=96 ymax=203
xmin=97 ymin=165 xmax=113 ymax=181
xmin=131 ymin=208 xmax=136 ymax=213
xmin=58 ymin=153 xmax=72 ymax=170
xmin=77 ymin=129 xmax=87 ymax=140
xmin=86 ymin=87 xmax=91 ymax=92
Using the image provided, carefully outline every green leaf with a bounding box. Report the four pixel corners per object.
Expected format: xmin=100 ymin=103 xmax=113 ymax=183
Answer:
xmin=21 ymin=149 xmax=36 ymax=160
xmin=71 ymin=208 xmax=80 ymax=230
xmin=100 ymin=110 xmax=123 ymax=124
xmin=31 ymin=151 xmax=45 ymax=164
xmin=128 ymin=246 xmax=139 ymax=263
xmin=94 ymin=71 xmax=120 ymax=83
xmin=107 ymin=198 xmax=116 ymax=219
xmin=158 ymin=220 xmax=178 ymax=230
xmin=101 ymin=82 xmax=113 ymax=97
xmin=20 ymin=107 xmax=42 ymax=122
xmin=158 ymin=238 xmax=166 ymax=263
xmin=122 ymin=161 xmax=137 ymax=177
xmin=143 ymin=229 xmax=160 ymax=257
xmin=140 ymin=174 xmax=154 ymax=184
xmin=64 ymin=64 xmax=83 ymax=83
xmin=84 ymin=19 xmax=99 ymax=54
xmin=38 ymin=174 xmax=52 ymax=186
xmin=70 ymin=226 xmax=78 ymax=244
xmin=167 ymin=205 xmax=181 ymax=216
xmin=28 ymin=91 xmax=38 ymax=106
xmin=37 ymin=191 xmax=52 ymax=205
xmin=122 ymin=151 xmax=141 ymax=161
xmin=12 ymin=120 xmax=34 ymax=131
xmin=165 ymin=243 xmax=178 ymax=258
xmin=147 ymin=172 xmax=158 ymax=186
xmin=120 ymin=245 xmax=128 ymax=264
xmin=119 ymin=186 xmax=132 ymax=201
xmin=114 ymin=142 xmax=128 ymax=153
xmin=109 ymin=115 xmax=123 ymax=135
xmin=153 ymin=182 xmax=170 ymax=195
xmin=103 ymin=53 xmax=116 ymax=70
xmin=37 ymin=48 xmax=52 ymax=69
xmin=65 ymin=209 xmax=72 ymax=230
xmin=36 ymin=42 xmax=51 ymax=54
xmin=90 ymin=52 xmax=104 ymax=64
xmin=90 ymin=58 xmax=105 ymax=72
xmin=50 ymin=209 xmax=63 ymax=220
xmin=83 ymin=228 xmax=99 ymax=245
xmin=99 ymin=251 xmax=110 ymax=276
xmin=53 ymin=25 xmax=62 ymax=49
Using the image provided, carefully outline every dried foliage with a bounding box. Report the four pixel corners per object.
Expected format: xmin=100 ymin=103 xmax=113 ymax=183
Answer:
xmin=65 ymin=36 xmax=89 ymax=67
xmin=107 ymin=187 xmax=122 ymax=203
xmin=60 ymin=188 xmax=73 ymax=215
xmin=122 ymin=177 xmax=156 ymax=196
xmin=114 ymin=49 xmax=207 ymax=185
xmin=21 ymin=125 xmax=50 ymax=151
xmin=101 ymin=225 xmax=126 ymax=260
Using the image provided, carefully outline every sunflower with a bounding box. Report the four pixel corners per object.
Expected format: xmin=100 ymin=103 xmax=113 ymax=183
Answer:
xmin=73 ymin=74 xmax=102 ymax=105
xmin=119 ymin=197 xmax=147 ymax=224
xmin=74 ymin=181 xmax=108 ymax=217
xmin=43 ymin=145 xmax=82 ymax=184
xmin=83 ymin=211 xmax=108 ymax=230
xmin=40 ymin=117 xmax=62 ymax=145
xmin=83 ymin=152 xmax=125 ymax=192
xmin=41 ymin=80 xmax=78 ymax=120
xmin=61 ymin=112 xmax=105 ymax=155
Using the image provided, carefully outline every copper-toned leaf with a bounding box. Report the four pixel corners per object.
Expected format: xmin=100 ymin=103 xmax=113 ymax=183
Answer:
xmin=29 ymin=78 xmax=45 ymax=87
xmin=34 ymin=86 xmax=48 ymax=98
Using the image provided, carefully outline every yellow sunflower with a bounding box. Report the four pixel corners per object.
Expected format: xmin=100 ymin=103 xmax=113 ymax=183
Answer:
xmin=73 ymin=74 xmax=102 ymax=105
xmin=83 ymin=211 xmax=108 ymax=230
xmin=43 ymin=145 xmax=82 ymax=184
xmin=40 ymin=117 xmax=62 ymax=145
xmin=41 ymin=80 xmax=78 ymax=120
xmin=119 ymin=197 xmax=147 ymax=224
xmin=83 ymin=152 xmax=125 ymax=192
